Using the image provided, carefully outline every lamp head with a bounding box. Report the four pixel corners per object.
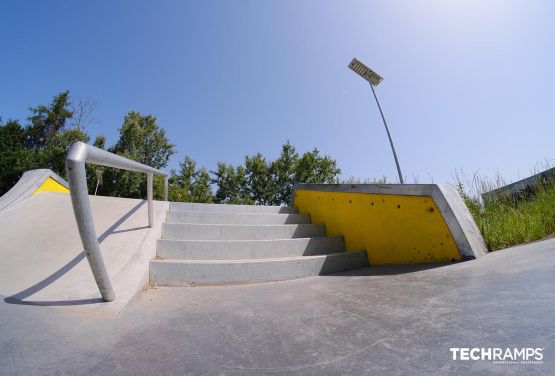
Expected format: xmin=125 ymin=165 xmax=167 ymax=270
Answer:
xmin=348 ymin=58 xmax=383 ymax=86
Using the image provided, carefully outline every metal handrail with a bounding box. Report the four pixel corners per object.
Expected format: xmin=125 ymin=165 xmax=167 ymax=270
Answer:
xmin=66 ymin=141 xmax=168 ymax=302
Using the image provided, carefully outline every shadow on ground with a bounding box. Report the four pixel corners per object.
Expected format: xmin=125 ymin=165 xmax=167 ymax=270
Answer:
xmin=324 ymin=261 xmax=458 ymax=276
xmin=3 ymin=201 xmax=145 ymax=307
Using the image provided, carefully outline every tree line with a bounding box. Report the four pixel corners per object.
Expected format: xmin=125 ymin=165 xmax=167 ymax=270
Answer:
xmin=0 ymin=92 xmax=341 ymax=205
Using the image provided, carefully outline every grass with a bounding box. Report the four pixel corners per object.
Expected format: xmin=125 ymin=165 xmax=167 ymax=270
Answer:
xmin=457 ymin=178 xmax=555 ymax=251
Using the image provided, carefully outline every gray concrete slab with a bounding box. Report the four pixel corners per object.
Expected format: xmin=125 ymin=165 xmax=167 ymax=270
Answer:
xmin=170 ymin=202 xmax=298 ymax=214
xmin=166 ymin=210 xmax=311 ymax=225
xmin=150 ymin=251 xmax=368 ymax=286
xmin=162 ymin=223 xmax=327 ymax=240
xmin=0 ymin=192 xmax=167 ymax=309
xmin=1 ymin=238 xmax=554 ymax=375
xmin=156 ymin=237 xmax=346 ymax=259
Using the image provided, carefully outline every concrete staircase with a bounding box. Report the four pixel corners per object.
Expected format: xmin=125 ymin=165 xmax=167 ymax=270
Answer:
xmin=149 ymin=202 xmax=368 ymax=286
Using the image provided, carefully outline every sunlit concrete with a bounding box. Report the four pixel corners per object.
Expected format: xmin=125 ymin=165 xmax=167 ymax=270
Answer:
xmin=1 ymin=238 xmax=553 ymax=375
xmin=0 ymin=192 xmax=167 ymax=309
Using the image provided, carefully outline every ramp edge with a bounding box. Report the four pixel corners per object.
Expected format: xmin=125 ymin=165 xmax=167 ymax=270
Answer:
xmin=0 ymin=169 xmax=69 ymax=211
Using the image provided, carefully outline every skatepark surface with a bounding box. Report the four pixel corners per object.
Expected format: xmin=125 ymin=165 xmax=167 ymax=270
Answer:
xmin=0 ymin=192 xmax=167 ymax=309
xmin=1 ymin=237 xmax=553 ymax=375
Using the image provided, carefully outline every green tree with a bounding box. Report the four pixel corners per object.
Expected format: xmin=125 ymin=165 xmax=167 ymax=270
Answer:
xmin=294 ymin=148 xmax=341 ymax=184
xmin=269 ymin=141 xmax=299 ymax=205
xmin=168 ymin=156 xmax=213 ymax=203
xmin=23 ymin=91 xmax=90 ymax=178
xmin=99 ymin=111 xmax=175 ymax=198
xmin=0 ymin=92 xmax=90 ymax=196
xmin=210 ymin=143 xmax=341 ymax=206
xmin=245 ymin=153 xmax=273 ymax=205
xmin=93 ymin=134 xmax=106 ymax=149
xmin=174 ymin=156 xmax=197 ymax=194
xmin=111 ymin=111 xmax=175 ymax=168
xmin=25 ymin=91 xmax=73 ymax=149
xmin=192 ymin=167 xmax=213 ymax=203
xmin=0 ymin=120 xmax=34 ymax=194
xmin=41 ymin=127 xmax=89 ymax=176
xmin=211 ymin=162 xmax=252 ymax=204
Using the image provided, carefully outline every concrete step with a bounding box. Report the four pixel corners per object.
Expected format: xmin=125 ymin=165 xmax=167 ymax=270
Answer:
xmin=169 ymin=202 xmax=298 ymax=214
xmin=162 ymin=223 xmax=326 ymax=241
xmin=150 ymin=250 xmax=368 ymax=286
xmin=166 ymin=211 xmax=310 ymax=225
xmin=157 ymin=237 xmax=345 ymax=260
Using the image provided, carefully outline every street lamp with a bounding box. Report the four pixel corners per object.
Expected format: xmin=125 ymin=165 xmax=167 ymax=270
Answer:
xmin=348 ymin=58 xmax=404 ymax=184
xmin=94 ymin=170 xmax=103 ymax=195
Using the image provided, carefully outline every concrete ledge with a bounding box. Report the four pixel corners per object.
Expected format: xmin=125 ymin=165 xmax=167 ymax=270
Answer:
xmin=157 ymin=237 xmax=346 ymax=259
xmin=170 ymin=202 xmax=298 ymax=214
xmin=0 ymin=169 xmax=68 ymax=211
xmin=291 ymin=183 xmax=488 ymax=264
xmin=162 ymin=223 xmax=327 ymax=241
xmin=150 ymin=250 xmax=368 ymax=286
xmin=166 ymin=211 xmax=310 ymax=225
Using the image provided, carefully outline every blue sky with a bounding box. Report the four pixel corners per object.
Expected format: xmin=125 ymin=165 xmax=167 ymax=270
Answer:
xmin=1 ymin=0 xmax=554 ymax=186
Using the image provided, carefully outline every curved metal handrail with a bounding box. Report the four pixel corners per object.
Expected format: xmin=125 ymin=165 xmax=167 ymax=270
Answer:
xmin=66 ymin=141 xmax=168 ymax=302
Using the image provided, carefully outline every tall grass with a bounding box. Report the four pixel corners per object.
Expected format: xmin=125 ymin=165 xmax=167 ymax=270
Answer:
xmin=455 ymin=171 xmax=555 ymax=251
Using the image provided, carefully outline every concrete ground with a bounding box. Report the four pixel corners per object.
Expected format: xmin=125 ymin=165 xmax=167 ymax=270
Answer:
xmin=1 ymin=238 xmax=554 ymax=375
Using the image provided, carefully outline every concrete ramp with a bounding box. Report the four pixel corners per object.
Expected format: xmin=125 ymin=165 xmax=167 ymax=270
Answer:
xmin=0 ymin=169 xmax=69 ymax=211
xmin=0 ymin=191 xmax=167 ymax=309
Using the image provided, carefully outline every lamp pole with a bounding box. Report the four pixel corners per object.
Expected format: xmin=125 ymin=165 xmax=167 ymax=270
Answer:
xmin=348 ymin=58 xmax=404 ymax=184
xmin=368 ymin=81 xmax=404 ymax=184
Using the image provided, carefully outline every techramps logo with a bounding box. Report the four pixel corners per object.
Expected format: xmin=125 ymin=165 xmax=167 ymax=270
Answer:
xmin=450 ymin=347 xmax=544 ymax=365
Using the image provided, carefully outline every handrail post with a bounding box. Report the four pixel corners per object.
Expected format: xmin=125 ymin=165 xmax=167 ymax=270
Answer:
xmin=147 ymin=173 xmax=153 ymax=228
xmin=163 ymin=176 xmax=168 ymax=201
xmin=66 ymin=143 xmax=116 ymax=302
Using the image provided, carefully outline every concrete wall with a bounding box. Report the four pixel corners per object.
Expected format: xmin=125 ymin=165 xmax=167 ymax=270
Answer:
xmin=292 ymin=184 xmax=488 ymax=265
